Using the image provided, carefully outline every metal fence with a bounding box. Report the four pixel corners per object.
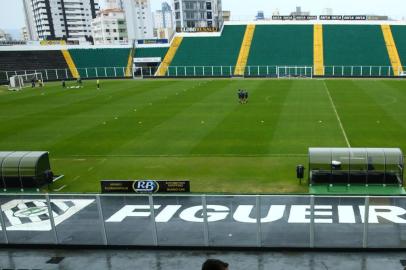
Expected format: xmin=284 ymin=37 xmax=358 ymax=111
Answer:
xmin=165 ymin=65 xmax=406 ymax=78
xmin=1 ymin=65 xmax=406 ymax=84
xmin=0 ymin=66 xmax=132 ymax=84
xmin=0 ymin=193 xmax=405 ymax=248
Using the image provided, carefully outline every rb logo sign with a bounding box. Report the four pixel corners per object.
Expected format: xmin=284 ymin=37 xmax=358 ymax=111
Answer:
xmin=133 ymin=180 xmax=160 ymax=193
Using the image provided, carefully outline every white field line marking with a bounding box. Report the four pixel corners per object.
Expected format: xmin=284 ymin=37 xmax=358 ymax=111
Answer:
xmin=69 ymin=154 xmax=308 ymax=158
xmin=53 ymin=185 xmax=67 ymax=192
xmin=323 ymin=81 xmax=351 ymax=148
xmin=71 ymin=176 xmax=81 ymax=184
xmin=88 ymin=167 xmax=94 ymax=172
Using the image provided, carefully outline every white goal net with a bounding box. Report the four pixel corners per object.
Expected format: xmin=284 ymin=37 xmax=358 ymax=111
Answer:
xmin=277 ymin=66 xmax=313 ymax=79
xmin=8 ymin=73 xmax=44 ymax=91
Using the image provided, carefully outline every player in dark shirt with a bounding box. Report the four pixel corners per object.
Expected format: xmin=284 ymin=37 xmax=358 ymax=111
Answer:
xmin=237 ymin=89 xmax=242 ymax=103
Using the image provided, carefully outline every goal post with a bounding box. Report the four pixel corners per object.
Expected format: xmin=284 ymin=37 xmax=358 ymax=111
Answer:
xmin=277 ymin=66 xmax=313 ymax=79
xmin=8 ymin=73 xmax=44 ymax=91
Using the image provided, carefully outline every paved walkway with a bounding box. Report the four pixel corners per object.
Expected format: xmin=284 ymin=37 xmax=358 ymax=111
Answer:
xmin=0 ymin=248 xmax=405 ymax=270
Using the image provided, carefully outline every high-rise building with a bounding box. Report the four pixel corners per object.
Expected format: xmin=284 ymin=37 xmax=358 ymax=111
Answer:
xmin=173 ymin=0 xmax=223 ymax=31
xmin=153 ymin=2 xmax=174 ymax=29
xmin=123 ymin=0 xmax=154 ymax=42
xmin=22 ymin=0 xmax=100 ymax=43
xmin=153 ymin=2 xmax=174 ymax=39
xmin=162 ymin=2 xmax=172 ymax=12
xmin=92 ymin=8 xmax=128 ymax=45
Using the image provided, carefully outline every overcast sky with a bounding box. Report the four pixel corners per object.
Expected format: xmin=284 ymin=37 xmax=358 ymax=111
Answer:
xmin=1 ymin=0 xmax=405 ymax=35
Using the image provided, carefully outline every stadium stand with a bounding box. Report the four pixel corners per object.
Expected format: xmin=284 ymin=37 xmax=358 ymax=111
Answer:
xmin=0 ymin=50 xmax=71 ymax=83
xmin=313 ymin=24 xmax=325 ymax=76
xmin=156 ymin=37 xmax=183 ymax=76
xmin=61 ymin=49 xmax=79 ymax=78
xmin=169 ymin=25 xmax=246 ymax=76
xmin=381 ymin=25 xmax=403 ymax=76
xmin=69 ymin=48 xmax=132 ymax=78
xmin=234 ymin=24 xmax=256 ymax=76
xmin=246 ymin=25 xmax=314 ymax=76
xmin=390 ymin=25 xmax=406 ymax=72
xmin=323 ymin=25 xmax=391 ymax=76
xmin=125 ymin=48 xmax=135 ymax=77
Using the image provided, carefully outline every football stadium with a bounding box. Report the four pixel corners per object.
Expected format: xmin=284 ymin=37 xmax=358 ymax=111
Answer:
xmin=1 ymin=0 xmax=406 ymax=268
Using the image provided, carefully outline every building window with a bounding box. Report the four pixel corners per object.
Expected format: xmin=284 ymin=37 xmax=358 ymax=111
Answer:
xmin=207 ymin=12 xmax=212 ymax=19
xmin=206 ymin=2 xmax=212 ymax=10
xmin=185 ymin=2 xmax=194 ymax=9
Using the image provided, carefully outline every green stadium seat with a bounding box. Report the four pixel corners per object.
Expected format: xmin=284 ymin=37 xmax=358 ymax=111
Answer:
xmin=391 ymin=25 xmax=406 ymax=69
xmin=323 ymin=25 xmax=391 ymax=76
xmin=247 ymin=25 xmax=314 ymax=76
xmin=69 ymin=48 xmax=131 ymax=78
xmin=169 ymin=25 xmax=246 ymax=76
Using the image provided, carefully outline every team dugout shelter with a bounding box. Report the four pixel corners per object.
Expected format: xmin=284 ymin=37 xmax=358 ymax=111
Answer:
xmin=0 ymin=151 xmax=55 ymax=190
xmin=308 ymin=148 xmax=404 ymax=188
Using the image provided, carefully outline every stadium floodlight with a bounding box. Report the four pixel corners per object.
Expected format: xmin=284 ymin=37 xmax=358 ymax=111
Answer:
xmin=277 ymin=66 xmax=313 ymax=79
xmin=8 ymin=73 xmax=44 ymax=91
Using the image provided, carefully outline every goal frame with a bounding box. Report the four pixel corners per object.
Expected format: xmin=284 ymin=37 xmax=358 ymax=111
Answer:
xmin=277 ymin=66 xmax=313 ymax=79
xmin=8 ymin=73 xmax=44 ymax=91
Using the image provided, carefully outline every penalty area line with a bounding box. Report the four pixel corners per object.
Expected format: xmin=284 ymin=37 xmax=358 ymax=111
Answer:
xmin=53 ymin=185 xmax=67 ymax=192
xmin=323 ymin=81 xmax=351 ymax=148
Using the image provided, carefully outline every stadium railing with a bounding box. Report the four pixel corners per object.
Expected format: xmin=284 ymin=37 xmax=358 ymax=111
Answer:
xmin=0 ymin=193 xmax=405 ymax=248
xmin=1 ymin=66 xmax=406 ymax=84
xmin=0 ymin=66 xmax=132 ymax=84
xmin=165 ymin=65 xmax=405 ymax=78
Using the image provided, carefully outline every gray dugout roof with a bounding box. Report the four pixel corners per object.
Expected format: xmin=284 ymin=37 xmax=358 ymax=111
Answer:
xmin=0 ymin=151 xmax=50 ymax=177
xmin=309 ymin=148 xmax=404 ymax=166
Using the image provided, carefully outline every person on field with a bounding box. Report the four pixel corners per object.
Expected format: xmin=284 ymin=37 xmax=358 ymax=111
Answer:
xmin=238 ymin=89 xmax=243 ymax=103
xmin=62 ymin=80 xmax=66 ymax=88
xmin=97 ymin=79 xmax=100 ymax=90
xmin=77 ymin=76 xmax=82 ymax=86
xmin=31 ymin=78 xmax=36 ymax=88
xmin=202 ymin=259 xmax=229 ymax=270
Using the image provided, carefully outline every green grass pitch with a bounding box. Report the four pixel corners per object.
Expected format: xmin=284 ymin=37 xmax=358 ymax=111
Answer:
xmin=0 ymin=78 xmax=405 ymax=193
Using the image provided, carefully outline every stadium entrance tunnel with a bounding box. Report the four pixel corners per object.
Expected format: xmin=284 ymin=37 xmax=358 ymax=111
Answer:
xmin=0 ymin=151 xmax=58 ymax=190
xmin=308 ymin=148 xmax=404 ymax=194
